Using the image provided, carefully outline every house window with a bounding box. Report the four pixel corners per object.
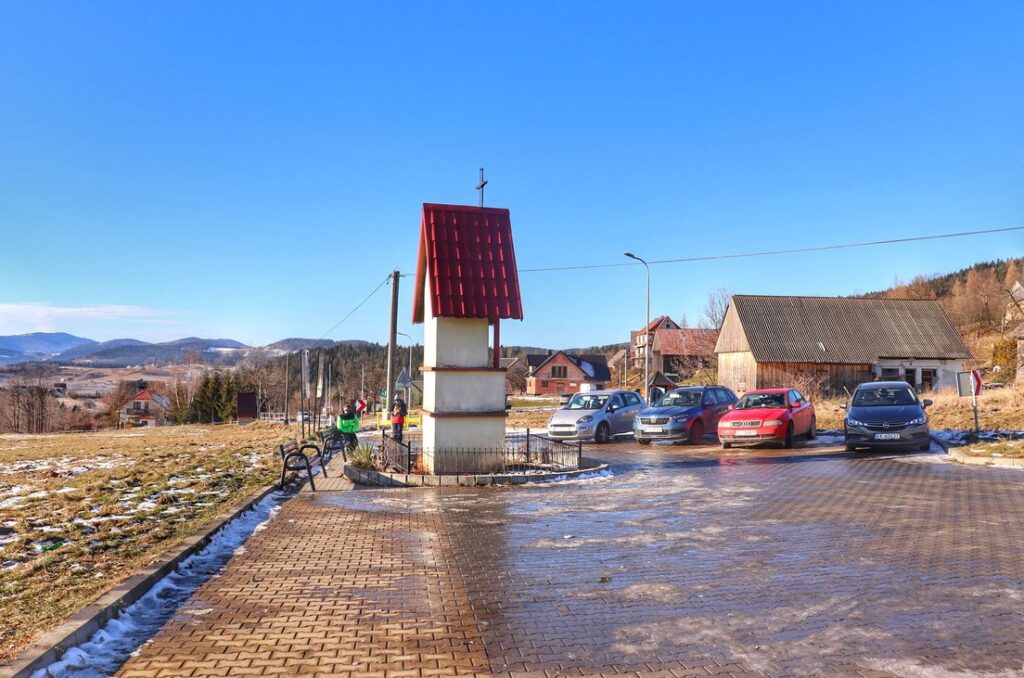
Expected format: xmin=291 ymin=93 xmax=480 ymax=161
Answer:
xmin=920 ymin=369 xmax=937 ymax=391
xmin=540 ymin=380 xmax=549 ymax=388
xmin=551 ymin=366 xmax=568 ymax=378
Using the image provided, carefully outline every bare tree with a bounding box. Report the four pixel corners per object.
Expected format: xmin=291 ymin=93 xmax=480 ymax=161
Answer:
xmin=700 ymin=288 xmax=734 ymax=330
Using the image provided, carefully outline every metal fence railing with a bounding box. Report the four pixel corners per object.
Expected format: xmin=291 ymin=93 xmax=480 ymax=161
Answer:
xmin=368 ymin=430 xmax=582 ymax=476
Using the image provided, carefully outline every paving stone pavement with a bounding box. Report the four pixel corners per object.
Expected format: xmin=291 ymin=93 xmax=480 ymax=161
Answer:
xmin=116 ymin=441 xmax=1024 ymax=677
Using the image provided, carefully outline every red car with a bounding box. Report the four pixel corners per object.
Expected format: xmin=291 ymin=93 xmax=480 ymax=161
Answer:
xmin=717 ymin=388 xmax=816 ymax=449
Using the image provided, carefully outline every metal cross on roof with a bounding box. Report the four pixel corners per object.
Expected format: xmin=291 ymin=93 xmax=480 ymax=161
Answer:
xmin=476 ymin=167 xmax=487 ymax=207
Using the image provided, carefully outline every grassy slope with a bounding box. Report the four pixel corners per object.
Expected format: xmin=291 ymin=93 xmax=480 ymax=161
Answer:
xmin=0 ymin=423 xmax=298 ymax=663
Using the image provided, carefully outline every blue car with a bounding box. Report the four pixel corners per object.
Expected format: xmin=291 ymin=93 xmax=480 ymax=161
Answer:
xmin=633 ymin=386 xmax=738 ymax=445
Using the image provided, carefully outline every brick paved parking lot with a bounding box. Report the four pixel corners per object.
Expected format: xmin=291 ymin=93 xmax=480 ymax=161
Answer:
xmin=117 ymin=438 xmax=1024 ymax=677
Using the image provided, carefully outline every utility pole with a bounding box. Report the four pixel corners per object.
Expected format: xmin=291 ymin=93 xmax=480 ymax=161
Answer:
xmin=385 ymin=269 xmax=400 ymax=413
xmin=624 ymin=252 xmax=652 ymax=403
xmin=283 ymin=353 xmax=290 ymax=425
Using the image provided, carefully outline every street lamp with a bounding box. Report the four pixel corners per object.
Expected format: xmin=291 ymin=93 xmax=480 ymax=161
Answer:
xmin=624 ymin=252 xmax=651 ymax=403
xmin=396 ymin=331 xmax=414 ymax=406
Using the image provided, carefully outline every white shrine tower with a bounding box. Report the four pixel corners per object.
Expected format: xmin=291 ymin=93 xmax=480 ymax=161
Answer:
xmin=412 ymin=203 xmax=523 ymax=474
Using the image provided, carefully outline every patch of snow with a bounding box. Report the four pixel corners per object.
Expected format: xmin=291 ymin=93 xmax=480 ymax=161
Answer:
xmin=36 ymin=491 xmax=286 ymax=678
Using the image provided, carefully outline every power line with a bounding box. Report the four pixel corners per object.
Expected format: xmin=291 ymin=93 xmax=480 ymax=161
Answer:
xmin=517 ymin=225 xmax=1024 ymax=273
xmin=319 ymin=273 xmax=392 ymax=339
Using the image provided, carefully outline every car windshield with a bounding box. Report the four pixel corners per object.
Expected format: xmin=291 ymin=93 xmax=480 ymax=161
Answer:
xmin=566 ymin=394 xmax=609 ymax=410
xmin=736 ymin=393 xmax=786 ymax=409
xmin=852 ymin=387 xmax=917 ymax=407
xmin=654 ymin=390 xmax=702 ymax=408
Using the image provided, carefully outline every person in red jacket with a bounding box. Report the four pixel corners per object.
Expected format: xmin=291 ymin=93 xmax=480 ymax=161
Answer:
xmin=391 ymin=397 xmax=408 ymax=442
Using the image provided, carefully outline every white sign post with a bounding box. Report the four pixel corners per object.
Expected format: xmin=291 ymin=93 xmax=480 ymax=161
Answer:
xmin=956 ymin=370 xmax=983 ymax=436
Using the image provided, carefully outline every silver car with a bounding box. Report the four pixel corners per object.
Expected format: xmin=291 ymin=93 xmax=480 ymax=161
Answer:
xmin=546 ymin=390 xmax=645 ymax=443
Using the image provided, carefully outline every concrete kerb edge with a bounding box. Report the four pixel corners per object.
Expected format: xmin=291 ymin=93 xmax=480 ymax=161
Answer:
xmin=946 ymin=446 xmax=1024 ymax=468
xmin=342 ymin=458 xmax=609 ymax=487
xmin=7 ymin=482 xmax=280 ymax=678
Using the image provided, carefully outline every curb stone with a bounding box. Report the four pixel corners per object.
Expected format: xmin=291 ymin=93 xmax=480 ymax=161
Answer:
xmin=342 ymin=458 xmax=608 ymax=487
xmin=7 ymin=482 xmax=280 ymax=678
xmin=946 ymin=445 xmax=1024 ymax=469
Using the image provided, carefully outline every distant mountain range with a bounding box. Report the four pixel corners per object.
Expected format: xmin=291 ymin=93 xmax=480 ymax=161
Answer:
xmin=0 ymin=332 xmax=370 ymax=367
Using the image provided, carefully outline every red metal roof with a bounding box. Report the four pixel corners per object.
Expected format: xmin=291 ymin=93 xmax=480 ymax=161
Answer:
xmin=413 ymin=203 xmax=524 ymax=323
xmin=652 ymin=328 xmax=719 ymax=357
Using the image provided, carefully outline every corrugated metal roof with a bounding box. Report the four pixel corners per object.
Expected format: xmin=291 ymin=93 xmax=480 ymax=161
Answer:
xmin=727 ymin=295 xmax=971 ymax=363
xmin=412 ymin=203 xmax=524 ymax=324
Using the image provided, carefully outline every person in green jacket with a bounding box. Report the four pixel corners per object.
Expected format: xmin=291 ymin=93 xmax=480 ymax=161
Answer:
xmin=335 ymin=404 xmax=360 ymax=450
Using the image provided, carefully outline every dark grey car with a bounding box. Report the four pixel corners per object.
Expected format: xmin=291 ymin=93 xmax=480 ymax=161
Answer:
xmin=843 ymin=381 xmax=933 ymax=451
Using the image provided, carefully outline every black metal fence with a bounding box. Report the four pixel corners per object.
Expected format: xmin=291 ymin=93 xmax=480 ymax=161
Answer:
xmin=370 ymin=430 xmax=582 ymax=476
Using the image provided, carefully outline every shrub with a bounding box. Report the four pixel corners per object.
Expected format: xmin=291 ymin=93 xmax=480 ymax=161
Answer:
xmin=347 ymin=445 xmax=376 ymax=470
xmin=992 ymin=338 xmax=1017 ymax=377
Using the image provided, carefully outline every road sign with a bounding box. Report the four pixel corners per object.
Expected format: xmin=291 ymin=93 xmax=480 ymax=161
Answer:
xmin=354 ymin=398 xmax=367 ymax=413
xmin=957 ymin=370 xmax=985 ymax=397
xmin=956 ymin=370 xmax=983 ymax=435
xmin=395 ymin=368 xmax=413 ymax=390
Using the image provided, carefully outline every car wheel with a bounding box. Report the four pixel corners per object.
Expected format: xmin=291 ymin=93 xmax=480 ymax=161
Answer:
xmin=637 ymin=438 xmax=651 ymax=445
xmin=783 ymin=423 xmax=794 ymax=449
xmin=595 ymin=422 xmax=610 ymax=444
xmin=918 ymin=440 xmax=931 ymax=451
xmin=688 ymin=420 xmax=704 ymax=445
xmin=807 ymin=416 xmax=816 ymax=439
xmin=721 ymin=440 xmax=732 ymax=449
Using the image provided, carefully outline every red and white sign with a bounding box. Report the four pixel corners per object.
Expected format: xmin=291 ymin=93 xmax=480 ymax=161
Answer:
xmin=354 ymin=398 xmax=367 ymax=413
xmin=971 ymin=369 xmax=984 ymax=396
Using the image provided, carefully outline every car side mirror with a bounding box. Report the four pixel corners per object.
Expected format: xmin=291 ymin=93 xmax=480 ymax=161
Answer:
xmin=923 ymin=399 xmax=933 ymax=408
xmin=727 ymin=404 xmax=735 ymax=411
xmin=840 ymin=402 xmax=848 ymax=410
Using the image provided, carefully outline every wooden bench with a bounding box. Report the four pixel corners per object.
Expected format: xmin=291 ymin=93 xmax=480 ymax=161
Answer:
xmin=278 ymin=439 xmax=328 ymax=491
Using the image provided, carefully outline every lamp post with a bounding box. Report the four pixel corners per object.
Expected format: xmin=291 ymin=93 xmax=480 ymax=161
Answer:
xmin=624 ymin=252 xmax=651 ymax=403
xmin=396 ymin=331 xmax=414 ymax=406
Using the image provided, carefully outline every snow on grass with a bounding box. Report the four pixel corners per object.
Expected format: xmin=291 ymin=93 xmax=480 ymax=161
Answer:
xmin=35 ymin=492 xmax=284 ymax=678
xmin=0 ymin=422 xmax=300 ymax=663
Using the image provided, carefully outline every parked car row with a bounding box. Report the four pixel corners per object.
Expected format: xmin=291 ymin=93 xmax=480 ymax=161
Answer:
xmin=546 ymin=380 xmax=934 ymax=452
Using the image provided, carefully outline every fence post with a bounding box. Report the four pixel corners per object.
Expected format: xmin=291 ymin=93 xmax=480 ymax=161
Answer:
xmin=406 ymin=439 xmax=411 ymax=473
xmin=526 ymin=428 xmax=531 ymax=465
xmin=578 ymin=440 xmax=582 ymax=469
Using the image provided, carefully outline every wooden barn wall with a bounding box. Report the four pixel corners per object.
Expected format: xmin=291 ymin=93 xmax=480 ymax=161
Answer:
xmin=717 ymin=352 xmax=758 ymax=394
xmin=714 ymin=304 xmax=750 ymax=353
xmin=756 ymin=362 xmax=873 ymax=396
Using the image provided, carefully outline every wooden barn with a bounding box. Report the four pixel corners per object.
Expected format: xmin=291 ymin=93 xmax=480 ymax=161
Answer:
xmin=715 ymin=295 xmax=972 ymax=395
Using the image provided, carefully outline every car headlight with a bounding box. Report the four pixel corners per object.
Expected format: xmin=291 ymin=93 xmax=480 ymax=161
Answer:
xmin=763 ymin=419 xmax=783 ymax=426
xmin=671 ymin=415 xmax=689 ymax=423
xmin=577 ymin=415 xmax=593 ymax=424
xmin=909 ymin=415 xmax=926 ymax=426
xmin=846 ymin=418 xmax=865 ymax=427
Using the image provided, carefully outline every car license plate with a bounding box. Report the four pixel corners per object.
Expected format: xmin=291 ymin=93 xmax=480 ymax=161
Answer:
xmin=644 ymin=426 xmax=663 ymax=433
xmin=874 ymin=433 xmax=901 ymax=440
xmin=735 ymin=430 xmax=758 ymax=437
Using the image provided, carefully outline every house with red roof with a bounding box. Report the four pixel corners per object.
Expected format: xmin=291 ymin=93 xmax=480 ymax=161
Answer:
xmin=120 ymin=388 xmax=170 ymax=427
xmin=630 ymin=316 xmax=719 ymax=380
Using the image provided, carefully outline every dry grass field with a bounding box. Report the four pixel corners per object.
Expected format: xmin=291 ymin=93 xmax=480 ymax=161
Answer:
xmin=0 ymin=422 xmax=298 ymax=664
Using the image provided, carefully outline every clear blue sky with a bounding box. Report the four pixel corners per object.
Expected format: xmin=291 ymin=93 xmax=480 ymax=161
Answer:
xmin=1 ymin=1 xmax=1021 ymax=347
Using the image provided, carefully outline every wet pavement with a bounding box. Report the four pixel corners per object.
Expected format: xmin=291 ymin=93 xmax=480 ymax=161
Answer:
xmin=116 ymin=437 xmax=1024 ymax=677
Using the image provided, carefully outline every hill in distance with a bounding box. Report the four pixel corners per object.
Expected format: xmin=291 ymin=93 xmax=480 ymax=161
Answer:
xmin=0 ymin=332 xmax=95 ymax=356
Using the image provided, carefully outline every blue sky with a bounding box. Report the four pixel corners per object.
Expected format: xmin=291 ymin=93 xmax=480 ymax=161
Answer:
xmin=1 ymin=1 xmax=1021 ymax=347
